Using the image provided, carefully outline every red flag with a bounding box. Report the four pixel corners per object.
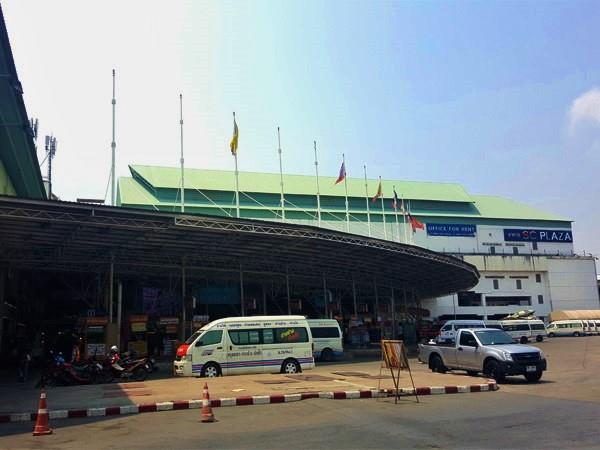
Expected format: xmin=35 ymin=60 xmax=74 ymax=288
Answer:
xmin=408 ymin=213 xmax=424 ymax=232
xmin=335 ymin=162 xmax=346 ymax=185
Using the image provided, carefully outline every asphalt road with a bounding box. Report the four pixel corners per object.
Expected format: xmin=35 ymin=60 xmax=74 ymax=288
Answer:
xmin=1 ymin=336 xmax=599 ymax=449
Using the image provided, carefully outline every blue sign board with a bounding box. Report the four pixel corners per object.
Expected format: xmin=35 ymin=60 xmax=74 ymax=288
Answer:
xmin=426 ymin=223 xmax=477 ymax=237
xmin=503 ymin=229 xmax=573 ymax=243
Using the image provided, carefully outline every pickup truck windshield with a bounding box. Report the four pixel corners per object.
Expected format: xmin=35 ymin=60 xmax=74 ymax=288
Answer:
xmin=474 ymin=330 xmax=514 ymax=345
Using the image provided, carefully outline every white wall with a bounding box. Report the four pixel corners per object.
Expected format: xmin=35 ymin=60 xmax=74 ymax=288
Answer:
xmin=546 ymin=257 xmax=600 ymax=310
xmin=422 ymin=255 xmax=598 ymax=320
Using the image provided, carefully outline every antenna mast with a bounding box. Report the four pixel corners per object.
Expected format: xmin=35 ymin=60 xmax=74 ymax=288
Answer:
xmin=45 ymin=135 xmax=57 ymax=199
xmin=111 ymin=69 xmax=116 ymax=206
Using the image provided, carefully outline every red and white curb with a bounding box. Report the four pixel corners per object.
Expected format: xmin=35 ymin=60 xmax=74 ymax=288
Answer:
xmin=0 ymin=382 xmax=497 ymax=423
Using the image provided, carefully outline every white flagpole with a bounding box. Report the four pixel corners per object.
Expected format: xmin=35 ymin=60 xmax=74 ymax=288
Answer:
xmin=277 ymin=127 xmax=285 ymax=222
xmin=111 ymin=69 xmax=116 ymax=206
xmin=402 ymin=195 xmax=408 ymax=244
xmin=179 ymin=93 xmax=185 ymax=213
xmin=314 ymin=140 xmax=322 ymax=227
xmin=379 ymin=176 xmax=387 ymax=240
xmin=342 ymin=153 xmax=350 ymax=233
xmin=393 ymin=186 xmax=401 ymax=243
xmin=233 ymin=112 xmax=240 ymax=218
xmin=363 ymin=165 xmax=371 ymax=237
xmin=408 ymin=199 xmax=413 ymax=245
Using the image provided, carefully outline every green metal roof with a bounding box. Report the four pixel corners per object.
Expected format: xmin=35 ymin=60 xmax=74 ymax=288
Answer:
xmin=0 ymin=6 xmax=46 ymax=200
xmin=129 ymin=164 xmax=474 ymax=203
xmin=471 ymin=195 xmax=569 ymax=222
xmin=118 ymin=165 xmax=570 ymax=223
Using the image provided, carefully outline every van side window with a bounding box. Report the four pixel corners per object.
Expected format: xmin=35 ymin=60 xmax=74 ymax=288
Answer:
xmin=196 ymin=330 xmax=223 ymax=347
xmin=228 ymin=329 xmax=262 ymax=345
xmin=530 ymin=324 xmax=546 ymax=331
xmin=263 ymin=329 xmax=274 ymax=344
xmin=275 ymin=327 xmax=309 ymax=343
xmin=311 ymin=327 xmax=340 ymax=338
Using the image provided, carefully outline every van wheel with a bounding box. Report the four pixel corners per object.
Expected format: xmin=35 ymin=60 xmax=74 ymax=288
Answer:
xmin=573 ymin=332 xmax=581 ymax=337
xmin=201 ymin=362 xmax=221 ymax=378
xmin=466 ymin=370 xmax=478 ymax=376
xmin=548 ymin=332 xmax=555 ymax=337
xmin=321 ymin=348 xmax=334 ymax=362
xmin=520 ymin=336 xmax=528 ymax=344
xmin=281 ymin=359 xmax=301 ymax=374
xmin=484 ymin=360 xmax=505 ymax=383
xmin=536 ymin=335 xmax=543 ymax=342
xmin=430 ymin=355 xmax=447 ymax=374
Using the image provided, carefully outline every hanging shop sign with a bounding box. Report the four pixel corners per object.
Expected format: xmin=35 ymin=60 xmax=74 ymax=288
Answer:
xmin=159 ymin=317 xmax=180 ymax=325
xmin=504 ymin=229 xmax=573 ymax=243
xmin=426 ymin=223 xmax=477 ymax=237
xmin=129 ymin=314 xmax=148 ymax=323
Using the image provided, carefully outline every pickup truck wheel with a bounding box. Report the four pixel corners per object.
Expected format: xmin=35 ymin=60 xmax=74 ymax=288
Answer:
xmin=430 ymin=355 xmax=447 ymax=374
xmin=524 ymin=371 xmax=543 ymax=383
xmin=484 ymin=360 xmax=505 ymax=383
xmin=466 ymin=370 xmax=478 ymax=376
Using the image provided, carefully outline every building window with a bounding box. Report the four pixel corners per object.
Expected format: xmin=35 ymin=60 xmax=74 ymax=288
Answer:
xmin=535 ymin=274 xmax=541 ymax=283
xmin=538 ymin=295 xmax=544 ymax=304
xmin=512 ymin=247 xmax=518 ymax=255
xmin=493 ymin=279 xmax=499 ymax=290
xmin=486 ymin=296 xmax=531 ymax=307
xmin=516 ymin=279 xmax=522 ymax=290
xmin=457 ymin=291 xmax=482 ymax=307
xmin=490 ymin=246 xmax=496 ymax=255
xmin=532 ymin=242 xmax=538 ymax=251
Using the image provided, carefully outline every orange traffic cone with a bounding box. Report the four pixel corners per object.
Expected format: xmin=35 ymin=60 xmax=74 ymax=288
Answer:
xmin=201 ymin=382 xmax=216 ymax=423
xmin=32 ymin=389 xmax=52 ymax=436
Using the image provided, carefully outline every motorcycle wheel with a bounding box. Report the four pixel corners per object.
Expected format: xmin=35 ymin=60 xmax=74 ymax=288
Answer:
xmin=133 ymin=367 xmax=148 ymax=382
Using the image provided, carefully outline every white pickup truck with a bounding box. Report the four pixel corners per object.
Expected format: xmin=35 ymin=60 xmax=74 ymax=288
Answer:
xmin=418 ymin=328 xmax=547 ymax=383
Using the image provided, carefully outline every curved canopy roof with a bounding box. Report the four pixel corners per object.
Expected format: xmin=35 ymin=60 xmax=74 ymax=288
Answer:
xmin=0 ymin=196 xmax=479 ymax=298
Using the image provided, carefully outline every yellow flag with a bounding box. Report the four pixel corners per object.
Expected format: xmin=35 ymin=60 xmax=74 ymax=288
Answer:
xmin=230 ymin=116 xmax=239 ymax=156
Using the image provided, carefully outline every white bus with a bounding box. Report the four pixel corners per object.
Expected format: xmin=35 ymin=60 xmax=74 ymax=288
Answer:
xmin=307 ymin=319 xmax=344 ymax=361
xmin=173 ymin=316 xmax=315 ymax=377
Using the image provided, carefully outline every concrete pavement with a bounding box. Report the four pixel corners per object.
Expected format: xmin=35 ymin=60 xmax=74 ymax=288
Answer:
xmin=0 ymin=358 xmax=490 ymax=417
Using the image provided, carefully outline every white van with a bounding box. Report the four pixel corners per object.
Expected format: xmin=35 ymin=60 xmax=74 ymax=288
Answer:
xmin=437 ymin=320 xmax=487 ymax=342
xmin=307 ymin=319 xmax=344 ymax=361
xmin=173 ymin=315 xmax=315 ymax=377
xmin=495 ymin=319 xmax=547 ymax=343
xmin=582 ymin=320 xmax=599 ymax=335
xmin=546 ymin=320 xmax=585 ymax=337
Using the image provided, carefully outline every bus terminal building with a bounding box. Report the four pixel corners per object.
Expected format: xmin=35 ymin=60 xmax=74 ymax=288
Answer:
xmin=117 ymin=164 xmax=600 ymax=324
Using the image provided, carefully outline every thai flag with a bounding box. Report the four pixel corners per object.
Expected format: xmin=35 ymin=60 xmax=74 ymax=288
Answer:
xmin=335 ymin=162 xmax=346 ymax=185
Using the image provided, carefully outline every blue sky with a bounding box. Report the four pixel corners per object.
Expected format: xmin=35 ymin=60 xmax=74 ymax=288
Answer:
xmin=3 ymin=0 xmax=600 ymax=255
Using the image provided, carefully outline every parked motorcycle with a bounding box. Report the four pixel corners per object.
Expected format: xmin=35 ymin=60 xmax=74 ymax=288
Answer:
xmin=108 ymin=353 xmax=150 ymax=382
xmin=39 ymin=352 xmax=98 ymax=386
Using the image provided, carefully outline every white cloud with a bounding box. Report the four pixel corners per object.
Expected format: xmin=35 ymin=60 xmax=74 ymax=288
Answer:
xmin=569 ymin=88 xmax=600 ymax=133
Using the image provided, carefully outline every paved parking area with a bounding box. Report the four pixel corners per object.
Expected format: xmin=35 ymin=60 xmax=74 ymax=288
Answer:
xmin=0 ymin=357 xmax=481 ymax=415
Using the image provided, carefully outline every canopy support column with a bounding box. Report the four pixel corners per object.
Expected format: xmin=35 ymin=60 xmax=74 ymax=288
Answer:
xmin=240 ymin=263 xmax=245 ymax=316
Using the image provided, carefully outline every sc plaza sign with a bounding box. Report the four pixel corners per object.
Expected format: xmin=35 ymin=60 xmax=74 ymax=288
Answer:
xmin=503 ymin=229 xmax=573 ymax=243
xmin=426 ymin=223 xmax=477 ymax=237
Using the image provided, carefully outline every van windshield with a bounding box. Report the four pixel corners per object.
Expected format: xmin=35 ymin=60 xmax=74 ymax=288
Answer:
xmin=475 ymin=330 xmax=514 ymax=345
xmin=185 ymin=331 xmax=202 ymax=345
